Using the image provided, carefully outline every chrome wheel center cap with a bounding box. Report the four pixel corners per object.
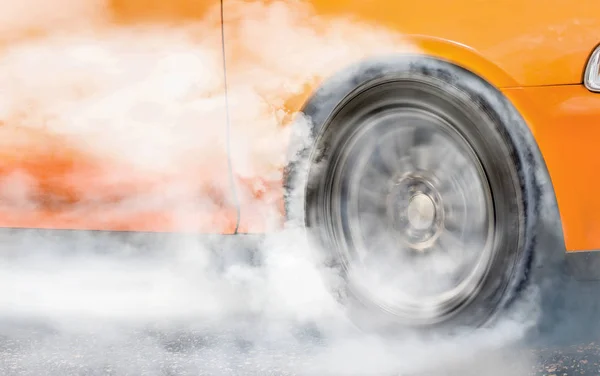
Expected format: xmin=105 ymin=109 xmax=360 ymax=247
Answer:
xmin=407 ymin=193 xmax=436 ymax=230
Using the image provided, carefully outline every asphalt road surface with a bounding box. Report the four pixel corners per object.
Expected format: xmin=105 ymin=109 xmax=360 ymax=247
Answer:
xmin=0 ymin=322 xmax=598 ymax=376
xmin=0 ymin=195 xmax=599 ymax=376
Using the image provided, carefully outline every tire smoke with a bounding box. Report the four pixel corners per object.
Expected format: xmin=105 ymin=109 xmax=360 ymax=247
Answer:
xmin=0 ymin=0 xmax=542 ymax=374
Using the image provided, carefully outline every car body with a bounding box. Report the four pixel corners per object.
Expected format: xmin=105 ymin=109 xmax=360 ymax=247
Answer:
xmin=3 ymin=0 xmax=600 ymax=329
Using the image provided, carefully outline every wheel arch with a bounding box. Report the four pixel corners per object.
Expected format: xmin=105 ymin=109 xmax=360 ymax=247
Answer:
xmin=280 ymin=35 xmax=538 ymax=137
xmin=283 ymin=42 xmax=556 ymax=224
xmin=401 ymin=35 xmax=521 ymax=88
xmin=282 ymin=53 xmax=557 ymax=321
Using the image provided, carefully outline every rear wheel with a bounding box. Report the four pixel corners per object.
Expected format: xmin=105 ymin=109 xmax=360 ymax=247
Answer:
xmin=285 ymin=56 xmax=536 ymax=333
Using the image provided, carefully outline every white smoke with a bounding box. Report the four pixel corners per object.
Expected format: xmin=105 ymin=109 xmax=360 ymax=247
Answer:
xmin=0 ymin=0 xmax=541 ymax=374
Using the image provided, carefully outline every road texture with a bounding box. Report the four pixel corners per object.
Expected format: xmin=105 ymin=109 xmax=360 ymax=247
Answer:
xmin=0 ymin=193 xmax=599 ymax=376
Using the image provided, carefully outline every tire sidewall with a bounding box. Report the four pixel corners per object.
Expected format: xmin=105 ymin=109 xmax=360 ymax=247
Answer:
xmin=284 ymin=55 xmax=541 ymax=335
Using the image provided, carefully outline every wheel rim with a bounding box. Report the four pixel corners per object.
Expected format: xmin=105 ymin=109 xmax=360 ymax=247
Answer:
xmin=314 ymin=80 xmax=497 ymax=325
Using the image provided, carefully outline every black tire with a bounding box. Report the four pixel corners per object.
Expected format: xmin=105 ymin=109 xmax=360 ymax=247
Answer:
xmin=283 ymin=55 xmax=540 ymax=335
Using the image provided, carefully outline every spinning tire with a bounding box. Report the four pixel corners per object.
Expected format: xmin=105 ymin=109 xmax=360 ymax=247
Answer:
xmin=284 ymin=56 xmax=538 ymax=333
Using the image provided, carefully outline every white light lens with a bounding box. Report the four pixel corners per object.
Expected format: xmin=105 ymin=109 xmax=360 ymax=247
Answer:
xmin=584 ymin=45 xmax=600 ymax=92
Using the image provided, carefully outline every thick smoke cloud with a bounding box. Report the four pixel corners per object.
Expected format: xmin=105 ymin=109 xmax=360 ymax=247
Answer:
xmin=0 ymin=0 xmax=543 ymax=374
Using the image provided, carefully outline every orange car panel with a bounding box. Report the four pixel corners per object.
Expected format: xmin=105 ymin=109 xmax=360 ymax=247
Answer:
xmin=503 ymin=85 xmax=600 ymax=252
xmin=224 ymin=0 xmax=600 ymax=87
xmin=0 ymin=126 xmax=239 ymax=233
xmin=309 ymin=0 xmax=600 ymax=87
xmin=0 ymin=0 xmax=243 ymax=234
xmin=1 ymin=0 xmax=600 ymax=252
xmin=221 ymin=0 xmax=600 ymax=250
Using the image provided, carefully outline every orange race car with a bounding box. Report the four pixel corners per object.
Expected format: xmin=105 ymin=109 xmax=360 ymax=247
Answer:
xmin=2 ymin=0 xmax=600 ymax=333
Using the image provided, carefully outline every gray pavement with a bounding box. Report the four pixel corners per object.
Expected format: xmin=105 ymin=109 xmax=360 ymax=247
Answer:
xmin=0 ymin=197 xmax=598 ymax=376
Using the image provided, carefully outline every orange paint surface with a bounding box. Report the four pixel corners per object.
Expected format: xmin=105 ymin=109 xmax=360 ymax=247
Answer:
xmin=2 ymin=0 xmax=600 ymax=252
xmin=0 ymin=125 xmax=244 ymax=233
xmin=107 ymin=0 xmax=220 ymax=23
xmin=225 ymin=0 xmax=600 ymax=250
xmin=503 ymin=85 xmax=600 ymax=252
xmin=306 ymin=0 xmax=600 ymax=87
xmin=0 ymin=0 xmax=243 ymax=234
